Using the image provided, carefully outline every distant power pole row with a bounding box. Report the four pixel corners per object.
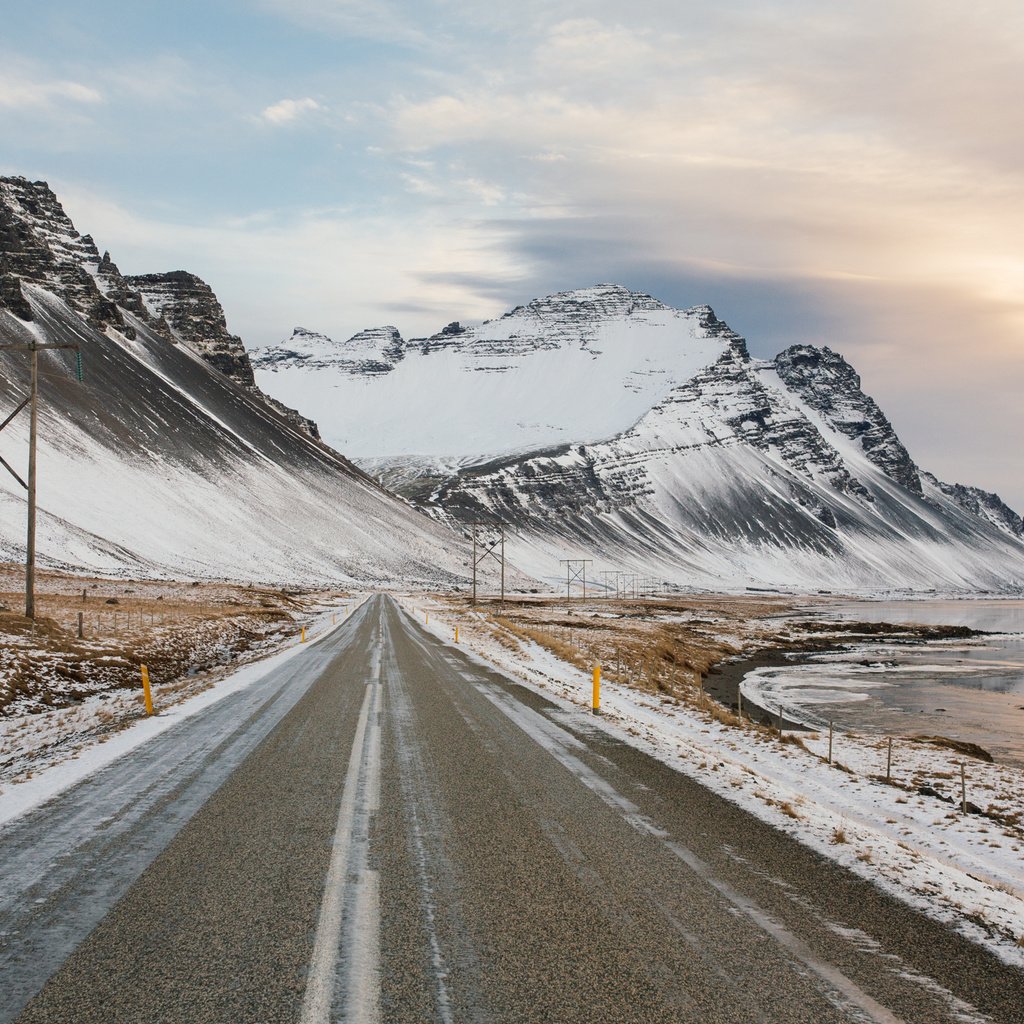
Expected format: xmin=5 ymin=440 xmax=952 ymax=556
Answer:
xmin=0 ymin=335 xmax=81 ymax=620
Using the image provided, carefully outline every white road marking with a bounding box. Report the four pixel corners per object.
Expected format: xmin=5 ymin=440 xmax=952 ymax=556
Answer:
xmin=300 ymin=610 xmax=384 ymax=1024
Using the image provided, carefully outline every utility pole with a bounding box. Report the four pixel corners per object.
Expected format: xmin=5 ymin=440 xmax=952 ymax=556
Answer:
xmin=0 ymin=336 xmax=81 ymax=619
xmin=470 ymin=520 xmax=506 ymax=607
xmin=559 ymin=558 xmax=593 ymax=607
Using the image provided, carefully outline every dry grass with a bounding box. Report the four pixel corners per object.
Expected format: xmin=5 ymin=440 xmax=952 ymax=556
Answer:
xmin=0 ymin=563 xmax=347 ymax=716
xmin=475 ymin=594 xmax=788 ymax=730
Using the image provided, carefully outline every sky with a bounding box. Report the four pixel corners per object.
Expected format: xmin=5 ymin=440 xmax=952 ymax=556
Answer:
xmin=2 ymin=0 xmax=1022 ymax=507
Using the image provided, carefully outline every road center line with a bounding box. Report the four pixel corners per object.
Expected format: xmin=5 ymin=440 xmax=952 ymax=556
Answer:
xmin=300 ymin=660 xmax=381 ymax=1024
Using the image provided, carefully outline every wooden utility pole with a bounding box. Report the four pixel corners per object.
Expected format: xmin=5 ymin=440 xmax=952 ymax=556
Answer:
xmin=0 ymin=336 xmax=81 ymax=619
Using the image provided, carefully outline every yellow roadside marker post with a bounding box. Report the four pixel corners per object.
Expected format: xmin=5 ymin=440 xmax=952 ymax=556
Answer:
xmin=301 ymin=626 xmax=307 ymax=643
xmin=592 ymin=665 xmax=601 ymax=715
xmin=140 ymin=664 xmax=154 ymax=716
xmin=454 ymin=625 xmax=459 ymax=643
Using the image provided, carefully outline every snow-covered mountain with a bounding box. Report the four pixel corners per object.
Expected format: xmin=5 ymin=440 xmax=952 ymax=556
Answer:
xmin=0 ymin=176 xmax=468 ymax=586
xmin=254 ymin=286 xmax=1024 ymax=593
xmin=253 ymin=286 xmax=734 ymax=462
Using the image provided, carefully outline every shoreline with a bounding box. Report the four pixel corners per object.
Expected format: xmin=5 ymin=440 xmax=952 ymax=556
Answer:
xmin=704 ymin=648 xmax=812 ymax=730
xmin=703 ymin=621 xmax=994 ymax=735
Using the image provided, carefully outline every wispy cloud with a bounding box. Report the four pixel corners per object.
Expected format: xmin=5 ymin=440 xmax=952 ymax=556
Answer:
xmin=256 ymin=0 xmax=434 ymax=46
xmin=259 ymin=97 xmax=323 ymax=124
xmin=0 ymin=73 xmax=102 ymax=110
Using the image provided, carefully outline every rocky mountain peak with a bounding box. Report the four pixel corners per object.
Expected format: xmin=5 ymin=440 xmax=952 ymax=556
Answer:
xmin=498 ymin=283 xmax=668 ymax=325
xmin=254 ymin=325 xmax=406 ymax=376
xmin=126 ymin=271 xmax=256 ymax=388
xmin=0 ymin=175 xmax=137 ymax=334
xmin=0 ymin=175 xmax=320 ymax=440
xmin=774 ymin=344 xmax=922 ymax=494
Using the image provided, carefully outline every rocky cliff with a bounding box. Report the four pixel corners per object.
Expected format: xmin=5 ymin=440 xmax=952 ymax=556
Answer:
xmin=0 ymin=176 xmax=319 ymax=439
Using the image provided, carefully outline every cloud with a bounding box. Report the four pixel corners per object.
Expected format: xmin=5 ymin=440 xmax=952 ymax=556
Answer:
xmin=0 ymin=74 xmax=102 ymax=110
xmin=259 ymin=97 xmax=323 ymax=124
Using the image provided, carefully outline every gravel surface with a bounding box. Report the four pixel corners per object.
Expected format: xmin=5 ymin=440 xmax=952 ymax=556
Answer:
xmin=3 ymin=595 xmax=1023 ymax=1022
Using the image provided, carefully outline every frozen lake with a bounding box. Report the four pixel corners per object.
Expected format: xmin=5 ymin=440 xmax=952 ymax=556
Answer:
xmin=742 ymin=600 xmax=1024 ymax=767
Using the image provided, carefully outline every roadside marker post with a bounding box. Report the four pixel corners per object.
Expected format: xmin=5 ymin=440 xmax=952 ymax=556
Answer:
xmin=592 ymin=665 xmax=601 ymax=714
xmin=454 ymin=625 xmax=459 ymax=643
xmin=140 ymin=665 xmax=154 ymax=716
xmin=301 ymin=626 xmax=307 ymax=643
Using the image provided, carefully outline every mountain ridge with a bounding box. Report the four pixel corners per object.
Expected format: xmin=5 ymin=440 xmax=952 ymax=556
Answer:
xmin=253 ymin=285 xmax=1024 ymax=592
xmin=0 ymin=176 xmax=319 ymax=440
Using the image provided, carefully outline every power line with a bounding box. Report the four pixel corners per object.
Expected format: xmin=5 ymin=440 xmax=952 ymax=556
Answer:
xmin=471 ymin=520 xmax=506 ymax=606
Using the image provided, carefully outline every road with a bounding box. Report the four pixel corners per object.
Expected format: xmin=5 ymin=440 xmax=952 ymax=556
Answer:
xmin=2 ymin=594 xmax=1022 ymax=1023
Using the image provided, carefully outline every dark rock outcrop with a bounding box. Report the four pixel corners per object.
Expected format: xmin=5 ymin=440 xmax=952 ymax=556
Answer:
xmin=774 ymin=345 xmax=921 ymax=494
xmin=125 ymin=271 xmax=256 ymax=387
xmin=922 ymin=473 xmax=1024 ymax=538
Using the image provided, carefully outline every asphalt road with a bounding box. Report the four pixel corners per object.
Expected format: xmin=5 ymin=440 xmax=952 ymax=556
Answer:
xmin=2 ymin=594 xmax=1022 ymax=1023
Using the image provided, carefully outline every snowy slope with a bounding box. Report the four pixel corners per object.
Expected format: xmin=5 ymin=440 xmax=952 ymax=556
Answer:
xmin=0 ymin=175 xmax=474 ymax=587
xmin=0 ymin=286 xmax=469 ymax=586
xmin=253 ymin=286 xmax=734 ymax=461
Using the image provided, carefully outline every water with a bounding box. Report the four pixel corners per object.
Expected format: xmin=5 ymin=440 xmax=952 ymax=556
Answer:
xmin=743 ymin=600 xmax=1024 ymax=766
